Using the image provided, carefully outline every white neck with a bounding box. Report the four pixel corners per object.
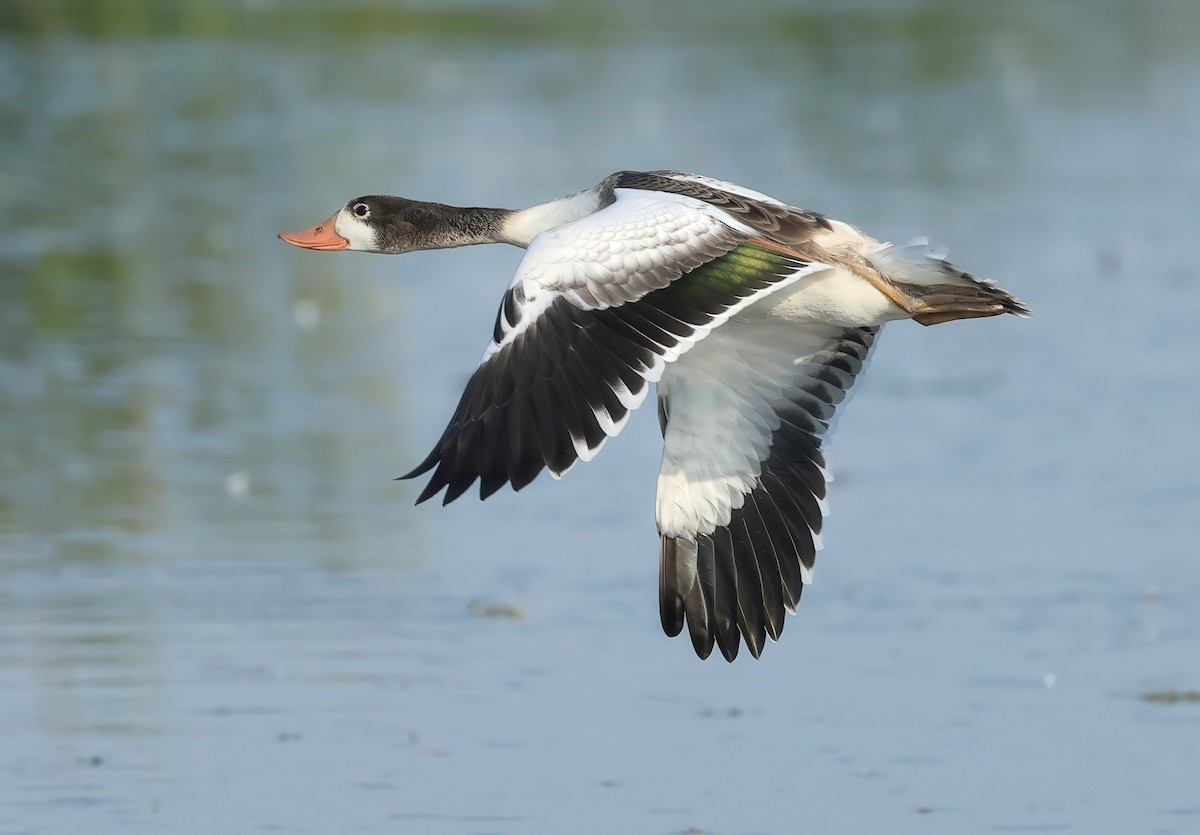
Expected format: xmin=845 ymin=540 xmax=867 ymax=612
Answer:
xmin=497 ymin=187 xmax=611 ymax=248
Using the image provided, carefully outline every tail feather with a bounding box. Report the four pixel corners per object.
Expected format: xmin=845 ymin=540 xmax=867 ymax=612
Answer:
xmin=870 ymin=240 xmax=1030 ymax=325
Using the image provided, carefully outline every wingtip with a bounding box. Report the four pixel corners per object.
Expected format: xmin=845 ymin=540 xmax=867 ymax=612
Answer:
xmin=658 ymin=537 xmax=687 ymax=637
xmin=398 ymin=442 xmax=444 ymax=482
xmin=478 ymin=478 xmax=506 ymax=501
xmin=398 ymin=462 xmax=435 ymax=482
xmin=398 ymin=470 xmax=440 ymax=505
xmin=415 ymin=479 xmax=445 ymax=505
xmin=440 ymin=475 xmax=476 ymax=506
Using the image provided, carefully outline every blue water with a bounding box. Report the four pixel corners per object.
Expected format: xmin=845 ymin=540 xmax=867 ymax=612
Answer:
xmin=2 ymin=1 xmax=1198 ymax=832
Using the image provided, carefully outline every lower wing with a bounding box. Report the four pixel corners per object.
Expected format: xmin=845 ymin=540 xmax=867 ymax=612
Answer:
xmin=655 ymin=320 xmax=878 ymax=660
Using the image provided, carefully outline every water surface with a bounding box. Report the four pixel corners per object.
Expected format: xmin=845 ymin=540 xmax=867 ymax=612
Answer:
xmin=2 ymin=1 xmax=1199 ymax=833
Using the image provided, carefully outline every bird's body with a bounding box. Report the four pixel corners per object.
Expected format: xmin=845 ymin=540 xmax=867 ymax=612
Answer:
xmin=280 ymin=170 xmax=1028 ymax=660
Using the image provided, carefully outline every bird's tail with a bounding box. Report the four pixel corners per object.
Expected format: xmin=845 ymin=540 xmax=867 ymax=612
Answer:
xmin=868 ymin=240 xmax=1030 ymax=325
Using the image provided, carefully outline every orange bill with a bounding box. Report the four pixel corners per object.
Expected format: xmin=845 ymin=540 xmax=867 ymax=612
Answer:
xmin=278 ymin=214 xmax=349 ymax=251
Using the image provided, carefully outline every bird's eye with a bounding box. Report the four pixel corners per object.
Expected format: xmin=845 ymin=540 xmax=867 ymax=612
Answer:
xmin=352 ymin=203 xmax=370 ymax=218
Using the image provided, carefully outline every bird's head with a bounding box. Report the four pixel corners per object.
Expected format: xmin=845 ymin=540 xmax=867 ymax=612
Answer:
xmin=278 ymin=196 xmax=458 ymax=255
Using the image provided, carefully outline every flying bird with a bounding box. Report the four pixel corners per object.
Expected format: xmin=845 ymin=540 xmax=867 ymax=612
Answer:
xmin=280 ymin=170 xmax=1028 ymax=661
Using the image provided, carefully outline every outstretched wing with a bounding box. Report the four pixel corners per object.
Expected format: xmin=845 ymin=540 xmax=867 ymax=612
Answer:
xmin=655 ymin=321 xmax=878 ymax=661
xmin=401 ymin=189 xmax=831 ymax=504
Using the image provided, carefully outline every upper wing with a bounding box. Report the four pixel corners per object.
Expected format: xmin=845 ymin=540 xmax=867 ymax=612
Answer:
xmin=401 ymin=190 xmax=830 ymax=504
xmin=611 ymin=170 xmax=835 ymax=252
xmin=655 ymin=320 xmax=878 ymax=661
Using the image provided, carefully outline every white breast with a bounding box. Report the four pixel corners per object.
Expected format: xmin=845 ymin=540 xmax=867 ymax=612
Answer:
xmin=750 ymin=265 xmax=908 ymax=327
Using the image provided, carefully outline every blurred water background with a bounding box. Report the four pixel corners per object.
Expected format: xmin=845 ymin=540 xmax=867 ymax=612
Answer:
xmin=2 ymin=0 xmax=1199 ymax=832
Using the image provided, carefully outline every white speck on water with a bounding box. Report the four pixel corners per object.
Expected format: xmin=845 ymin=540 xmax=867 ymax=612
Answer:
xmin=1043 ymin=673 xmax=1058 ymax=689
xmin=293 ymin=299 xmax=321 ymax=329
xmin=225 ymin=471 xmax=250 ymax=499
